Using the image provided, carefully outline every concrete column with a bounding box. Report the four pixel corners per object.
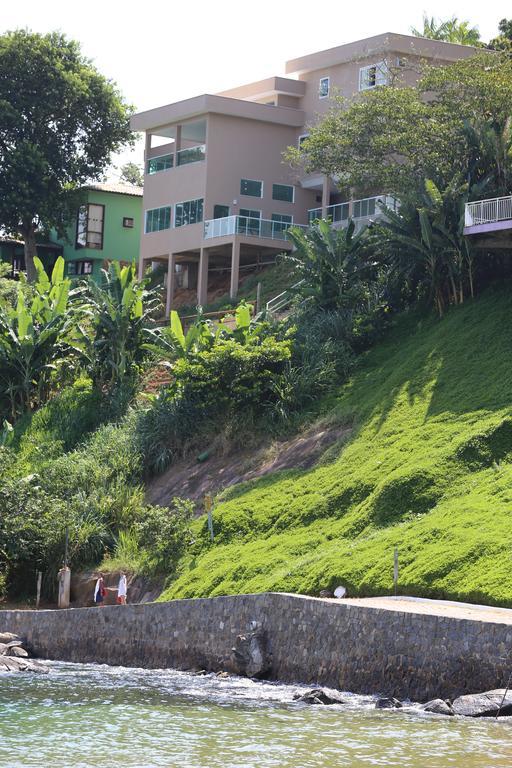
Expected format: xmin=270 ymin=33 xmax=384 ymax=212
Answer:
xmin=138 ymin=255 xmax=146 ymax=280
xmin=197 ymin=248 xmax=209 ymax=307
xmin=144 ymin=132 xmax=152 ymax=170
xmin=165 ymin=253 xmax=177 ymax=316
xmin=348 ymin=187 xmax=355 ymax=219
xmin=57 ymin=567 xmax=71 ymax=609
xmin=230 ymin=240 xmax=240 ymax=299
xmin=175 ymin=125 xmax=182 ymax=163
xmin=321 ymin=175 xmax=330 ymax=219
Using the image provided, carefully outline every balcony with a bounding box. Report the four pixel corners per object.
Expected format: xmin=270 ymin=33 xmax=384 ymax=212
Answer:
xmin=465 ymin=196 xmax=512 ymax=229
xmin=147 ymin=144 xmax=206 ymax=175
xmin=204 ymin=215 xmax=305 ymax=241
xmin=308 ymin=195 xmax=397 ymax=227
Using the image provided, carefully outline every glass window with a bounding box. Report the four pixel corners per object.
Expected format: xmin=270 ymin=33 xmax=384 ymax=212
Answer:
xmin=147 ymin=154 xmax=174 ymax=174
xmin=174 ymin=198 xmax=204 ymax=228
xmin=67 ymin=261 xmax=77 ymax=276
xmin=67 ymin=260 xmax=93 ymax=276
xmin=75 ymin=204 xmax=104 ymax=250
xmin=359 ymin=62 xmax=388 ymax=91
xmin=298 ymin=134 xmax=310 ymax=148
xmin=272 ymin=184 xmax=294 ymax=203
xmin=145 ymin=206 xmax=172 ymax=233
xmin=319 ymin=77 xmax=330 ymax=99
xmin=122 ymin=217 xmax=134 ymax=228
xmin=177 ymin=145 xmax=205 ymax=166
xmin=213 ymin=204 xmax=230 ymax=219
xmin=240 ymin=179 xmax=263 ymax=197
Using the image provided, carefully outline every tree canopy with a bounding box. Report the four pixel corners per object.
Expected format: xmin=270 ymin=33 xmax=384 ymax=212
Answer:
xmin=410 ymin=14 xmax=482 ymax=46
xmin=119 ymin=162 xmax=143 ymax=187
xmin=0 ymin=30 xmax=134 ymax=278
xmin=288 ymin=52 xmax=512 ymax=199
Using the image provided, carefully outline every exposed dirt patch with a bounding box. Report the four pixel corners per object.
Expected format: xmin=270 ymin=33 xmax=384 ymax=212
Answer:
xmin=147 ymin=421 xmax=351 ymax=510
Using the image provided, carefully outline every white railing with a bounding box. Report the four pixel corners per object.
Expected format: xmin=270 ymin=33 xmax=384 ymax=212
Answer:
xmin=465 ymin=196 xmax=512 ymax=227
xmin=308 ymin=195 xmax=397 ymax=227
xmin=266 ymin=280 xmax=305 ymax=314
xmin=204 ymin=216 xmax=305 ymax=241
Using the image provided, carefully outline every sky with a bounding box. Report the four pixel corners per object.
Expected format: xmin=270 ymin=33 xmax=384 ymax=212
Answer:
xmin=1 ymin=0 xmax=510 ymax=177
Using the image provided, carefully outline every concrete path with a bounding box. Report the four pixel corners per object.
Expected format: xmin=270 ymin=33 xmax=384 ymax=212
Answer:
xmin=335 ymin=595 xmax=512 ymax=625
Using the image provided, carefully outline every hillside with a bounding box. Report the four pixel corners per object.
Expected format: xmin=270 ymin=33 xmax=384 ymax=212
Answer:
xmin=161 ymin=284 xmax=512 ymax=606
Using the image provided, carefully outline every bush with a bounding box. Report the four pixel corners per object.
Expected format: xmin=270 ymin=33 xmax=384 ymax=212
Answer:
xmin=133 ymin=498 xmax=193 ymax=577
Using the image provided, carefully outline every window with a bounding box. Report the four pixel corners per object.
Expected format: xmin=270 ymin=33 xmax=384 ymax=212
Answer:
xmin=123 ymin=217 xmax=134 ymax=228
xmin=177 ymin=145 xmax=205 ymax=166
xmin=272 ymin=183 xmax=294 ymax=203
xmin=271 ymin=213 xmax=293 ymax=234
xmin=213 ymin=204 xmax=230 ymax=219
xmin=359 ymin=62 xmax=388 ymax=91
xmin=240 ymin=179 xmax=263 ymax=197
xmin=145 ymin=206 xmax=171 ymax=233
xmin=147 ymin=154 xmax=173 ymax=174
xmin=67 ymin=260 xmax=93 ymax=276
xmin=298 ymin=133 xmax=310 ymax=148
xmin=174 ymin=198 xmax=204 ymax=228
xmin=75 ymin=204 xmax=105 ymax=250
xmin=319 ymin=77 xmax=330 ymax=99
xmin=238 ymin=208 xmax=261 ymax=236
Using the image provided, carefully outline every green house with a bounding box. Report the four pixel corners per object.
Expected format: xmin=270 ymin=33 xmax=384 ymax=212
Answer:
xmin=51 ymin=183 xmax=143 ymax=280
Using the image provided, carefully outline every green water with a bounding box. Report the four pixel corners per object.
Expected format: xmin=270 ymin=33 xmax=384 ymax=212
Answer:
xmin=1 ymin=663 xmax=511 ymax=768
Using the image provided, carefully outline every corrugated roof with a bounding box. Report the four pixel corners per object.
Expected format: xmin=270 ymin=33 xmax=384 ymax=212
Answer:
xmin=85 ymin=182 xmax=143 ymax=197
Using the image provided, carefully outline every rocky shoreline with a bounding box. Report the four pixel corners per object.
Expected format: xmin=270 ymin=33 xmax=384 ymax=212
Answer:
xmin=0 ymin=632 xmax=48 ymax=674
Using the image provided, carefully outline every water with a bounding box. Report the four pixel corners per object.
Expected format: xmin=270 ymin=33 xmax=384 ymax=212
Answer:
xmin=1 ymin=662 xmax=511 ymax=768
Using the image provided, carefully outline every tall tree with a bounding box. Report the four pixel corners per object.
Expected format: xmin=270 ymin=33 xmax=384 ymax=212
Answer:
xmin=489 ymin=18 xmax=512 ymax=52
xmin=119 ymin=162 xmax=143 ymax=187
xmin=411 ymin=14 xmax=481 ymax=46
xmin=0 ymin=30 xmax=134 ymax=280
xmin=288 ymin=53 xmax=512 ymax=200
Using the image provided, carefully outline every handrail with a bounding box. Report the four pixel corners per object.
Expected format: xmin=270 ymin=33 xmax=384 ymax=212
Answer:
xmin=266 ymin=280 xmax=305 ymax=314
xmin=204 ymin=216 xmax=306 ymax=241
xmin=465 ymin=196 xmax=512 ymax=227
xmin=307 ymin=194 xmax=396 ymax=225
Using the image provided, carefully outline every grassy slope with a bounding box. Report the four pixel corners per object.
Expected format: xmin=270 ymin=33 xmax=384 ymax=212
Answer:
xmin=162 ymin=284 xmax=512 ymax=606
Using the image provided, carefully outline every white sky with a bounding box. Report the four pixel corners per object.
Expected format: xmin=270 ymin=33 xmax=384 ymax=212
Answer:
xmin=2 ymin=0 xmax=510 ymax=178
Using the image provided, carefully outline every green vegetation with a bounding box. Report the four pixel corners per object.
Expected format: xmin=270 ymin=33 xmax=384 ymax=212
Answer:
xmin=162 ymin=284 xmax=512 ymax=606
xmin=0 ymin=29 xmax=133 ymax=278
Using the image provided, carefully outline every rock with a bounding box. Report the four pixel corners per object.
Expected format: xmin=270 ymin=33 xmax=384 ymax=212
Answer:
xmin=452 ymin=689 xmax=512 ymax=718
xmin=293 ymin=688 xmax=347 ymax=705
xmin=0 ymin=632 xmax=21 ymax=644
xmin=0 ymin=656 xmax=49 ymax=674
xmin=0 ymin=640 xmax=23 ymax=655
xmin=375 ymin=697 xmax=403 ymax=709
xmin=421 ymin=698 xmax=454 ymax=716
xmin=216 ymin=671 xmax=230 ymax=678
xmin=7 ymin=646 xmax=29 ymax=658
xmin=319 ymin=590 xmax=333 ymax=598
xmin=232 ymin=629 xmax=270 ymax=678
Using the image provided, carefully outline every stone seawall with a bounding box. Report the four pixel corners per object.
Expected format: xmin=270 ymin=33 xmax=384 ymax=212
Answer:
xmin=1 ymin=593 xmax=511 ymax=701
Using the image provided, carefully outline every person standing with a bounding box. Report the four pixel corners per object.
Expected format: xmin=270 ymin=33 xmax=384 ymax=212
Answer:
xmin=93 ymin=573 xmax=107 ymax=606
xmin=117 ymin=572 xmax=127 ymax=605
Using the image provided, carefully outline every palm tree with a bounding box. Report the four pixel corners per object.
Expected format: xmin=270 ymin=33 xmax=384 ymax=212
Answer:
xmin=411 ymin=15 xmax=481 ymax=46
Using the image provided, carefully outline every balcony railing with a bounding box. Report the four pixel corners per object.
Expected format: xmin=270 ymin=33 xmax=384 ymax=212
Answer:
xmin=308 ymin=195 xmax=397 ymax=226
xmin=147 ymin=145 xmax=206 ymax=175
xmin=204 ymin=216 xmax=305 ymax=241
xmin=465 ymin=196 xmax=512 ymax=227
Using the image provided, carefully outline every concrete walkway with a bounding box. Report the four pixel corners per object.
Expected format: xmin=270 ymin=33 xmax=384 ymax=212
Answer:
xmin=336 ymin=595 xmax=512 ymax=625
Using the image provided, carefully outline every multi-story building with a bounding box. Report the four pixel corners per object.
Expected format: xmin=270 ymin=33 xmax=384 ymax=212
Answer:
xmin=51 ymin=183 xmax=143 ymax=281
xmin=131 ymin=32 xmax=476 ymax=313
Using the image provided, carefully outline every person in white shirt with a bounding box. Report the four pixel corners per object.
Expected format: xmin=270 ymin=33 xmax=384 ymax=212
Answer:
xmin=117 ymin=572 xmax=127 ymax=605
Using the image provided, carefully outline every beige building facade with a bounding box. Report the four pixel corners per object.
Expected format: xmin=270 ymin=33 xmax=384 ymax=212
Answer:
xmin=130 ymin=32 xmax=476 ymax=313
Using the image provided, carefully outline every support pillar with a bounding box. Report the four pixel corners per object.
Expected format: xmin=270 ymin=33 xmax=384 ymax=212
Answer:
xmin=165 ymin=253 xmax=177 ymax=316
xmin=197 ymin=248 xmax=209 ymax=307
xmin=321 ymin=174 xmax=330 ymax=219
xmin=138 ymin=255 xmax=146 ymax=280
xmin=230 ymin=240 xmax=240 ymax=300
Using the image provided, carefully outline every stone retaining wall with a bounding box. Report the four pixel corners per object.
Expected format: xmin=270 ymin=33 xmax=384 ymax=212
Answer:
xmin=1 ymin=593 xmax=511 ymax=700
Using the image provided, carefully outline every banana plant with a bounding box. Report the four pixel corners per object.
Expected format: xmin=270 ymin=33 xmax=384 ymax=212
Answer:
xmin=77 ymin=262 xmax=160 ymax=393
xmin=0 ymin=256 xmax=78 ymax=418
xmin=143 ymin=309 xmax=214 ymax=363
